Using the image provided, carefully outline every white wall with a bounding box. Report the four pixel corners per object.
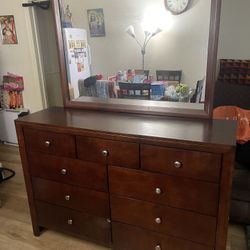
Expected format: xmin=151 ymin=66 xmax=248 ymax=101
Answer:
xmin=0 ymin=0 xmax=45 ymax=113
xmin=63 ymin=0 xmax=211 ymax=88
xmin=218 ymin=0 xmax=250 ymax=60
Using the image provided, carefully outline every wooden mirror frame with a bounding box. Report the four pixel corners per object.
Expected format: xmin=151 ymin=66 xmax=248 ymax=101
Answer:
xmin=51 ymin=0 xmax=221 ymax=119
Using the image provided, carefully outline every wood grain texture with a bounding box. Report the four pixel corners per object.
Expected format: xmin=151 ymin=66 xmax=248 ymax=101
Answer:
xmin=23 ymin=127 xmax=76 ymax=158
xmin=35 ymin=201 xmax=111 ymax=246
xmin=76 ymin=136 xmax=139 ymax=169
xmin=110 ymin=196 xmax=217 ymax=246
xmin=16 ymin=107 xmax=236 ymax=151
xmin=141 ymin=144 xmax=222 ymax=182
xmin=112 ymin=222 xmax=214 ymax=250
xmin=32 ymin=177 xmax=110 ymax=218
xmin=28 ymin=151 xmax=108 ymax=192
xmin=109 ymin=166 xmax=219 ymax=216
xmin=0 ymin=144 xmax=246 ymax=250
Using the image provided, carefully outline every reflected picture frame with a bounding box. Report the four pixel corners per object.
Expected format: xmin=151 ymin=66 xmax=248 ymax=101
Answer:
xmin=87 ymin=8 xmax=106 ymax=37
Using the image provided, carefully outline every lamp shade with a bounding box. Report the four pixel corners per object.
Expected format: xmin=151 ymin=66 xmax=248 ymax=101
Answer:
xmin=126 ymin=25 xmax=136 ymax=38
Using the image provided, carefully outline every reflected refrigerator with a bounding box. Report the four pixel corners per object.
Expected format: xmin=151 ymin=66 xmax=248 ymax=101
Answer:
xmin=63 ymin=28 xmax=91 ymax=99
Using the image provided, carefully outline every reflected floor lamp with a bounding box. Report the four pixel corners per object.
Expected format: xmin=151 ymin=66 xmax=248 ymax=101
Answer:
xmin=126 ymin=25 xmax=162 ymax=71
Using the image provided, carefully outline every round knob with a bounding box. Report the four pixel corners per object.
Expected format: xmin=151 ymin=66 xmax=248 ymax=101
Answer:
xmin=61 ymin=169 xmax=67 ymax=175
xmin=155 ymin=245 xmax=161 ymax=250
xmin=155 ymin=217 xmax=162 ymax=224
xmin=174 ymin=161 xmax=182 ymax=168
xmin=155 ymin=188 xmax=162 ymax=195
xmin=106 ymin=218 xmax=111 ymax=223
xmin=102 ymin=150 xmax=109 ymax=157
xmin=67 ymin=219 xmax=73 ymax=225
xmin=44 ymin=141 xmax=51 ymax=147
xmin=65 ymin=195 xmax=71 ymax=201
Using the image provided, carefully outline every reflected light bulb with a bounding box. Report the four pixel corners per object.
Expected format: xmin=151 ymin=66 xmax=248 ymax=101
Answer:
xmin=142 ymin=6 xmax=173 ymax=34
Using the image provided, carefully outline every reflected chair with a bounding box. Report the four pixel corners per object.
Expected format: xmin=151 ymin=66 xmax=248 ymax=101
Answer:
xmin=118 ymin=82 xmax=151 ymax=100
xmin=134 ymin=70 xmax=150 ymax=79
xmin=190 ymin=79 xmax=205 ymax=103
xmin=156 ymin=70 xmax=182 ymax=83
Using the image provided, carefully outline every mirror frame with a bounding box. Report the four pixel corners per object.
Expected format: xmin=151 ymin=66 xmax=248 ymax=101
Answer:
xmin=51 ymin=0 xmax=221 ymax=119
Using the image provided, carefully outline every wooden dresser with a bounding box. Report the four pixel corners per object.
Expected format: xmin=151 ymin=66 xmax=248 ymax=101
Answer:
xmin=15 ymin=107 xmax=236 ymax=250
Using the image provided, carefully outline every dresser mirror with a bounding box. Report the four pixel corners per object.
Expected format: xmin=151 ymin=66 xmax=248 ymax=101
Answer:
xmin=52 ymin=0 xmax=221 ymax=118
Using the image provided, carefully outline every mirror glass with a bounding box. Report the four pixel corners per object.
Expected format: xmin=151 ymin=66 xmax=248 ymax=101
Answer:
xmin=58 ymin=0 xmax=212 ymax=110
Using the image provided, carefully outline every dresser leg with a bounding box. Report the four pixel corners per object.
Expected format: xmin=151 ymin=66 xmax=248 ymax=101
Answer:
xmin=32 ymin=225 xmax=43 ymax=237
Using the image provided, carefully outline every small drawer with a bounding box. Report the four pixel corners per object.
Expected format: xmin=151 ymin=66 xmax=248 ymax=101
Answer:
xmin=109 ymin=166 xmax=219 ymax=216
xmin=32 ymin=177 xmax=110 ymax=218
xmin=23 ymin=128 xmax=76 ymax=158
xmin=141 ymin=144 xmax=221 ymax=182
xmin=112 ymin=222 xmax=213 ymax=250
xmin=35 ymin=201 xmax=111 ymax=246
xmin=28 ymin=151 xmax=108 ymax=192
xmin=76 ymin=136 xmax=139 ymax=168
xmin=110 ymin=196 xmax=216 ymax=246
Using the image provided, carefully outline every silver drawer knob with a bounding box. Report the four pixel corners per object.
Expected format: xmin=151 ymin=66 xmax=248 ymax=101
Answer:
xmin=44 ymin=141 xmax=51 ymax=147
xmin=155 ymin=217 xmax=162 ymax=224
xmin=155 ymin=188 xmax=162 ymax=195
xmin=174 ymin=161 xmax=182 ymax=168
xmin=155 ymin=245 xmax=161 ymax=250
xmin=61 ymin=169 xmax=67 ymax=175
xmin=102 ymin=150 xmax=109 ymax=157
xmin=67 ymin=219 xmax=73 ymax=225
xmin=106 ymin=218 xmax=111 ymax=223
xmin=65 ymin=195 xmax=71 ymax=201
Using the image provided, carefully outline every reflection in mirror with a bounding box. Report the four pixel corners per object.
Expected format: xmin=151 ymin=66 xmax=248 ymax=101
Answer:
xmin=59 ymin=0 xmax=212 ymax=110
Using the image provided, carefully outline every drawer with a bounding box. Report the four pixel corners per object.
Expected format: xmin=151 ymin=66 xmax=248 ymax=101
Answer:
xmin=32 ymin=177 xmax=110 ymax=218
xmin=112 ymin=222 xmax=213 ymax=250
xmin=76 ymin=136 xmax=139 ymax=168
xmin=141 ymin=144 xmax=221 ymax=182
xmin=110 ymin=196 xmax=216 ymax=246
xmin=28 ymin=151 xmax=107 ymax=192
xmin=23 ymin=128 xmax=76 ymax=158
xmin=109 ymin=166 xmax=219 ymax=216
xmin=35 ymin=201 xmax=111 ymax=246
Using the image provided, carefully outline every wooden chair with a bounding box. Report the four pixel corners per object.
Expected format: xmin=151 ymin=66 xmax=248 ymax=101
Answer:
xmin=118 ymin=82 xmax=151 ymax=100
xmin=156 ymin=70 xmax=182 ymax=82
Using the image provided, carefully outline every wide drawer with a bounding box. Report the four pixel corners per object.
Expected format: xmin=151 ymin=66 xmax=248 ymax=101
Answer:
xmin=23 ymin=128 xmax=76 ymax=158
xmin=76 ymin=136 xmax=139 ymax=168
xmin=110 ymin=196 xmax=216 ymax=246
xmin=109 ymin=166 xmax=219 ymax=216
xmin=112 ymin=222 xmax=213 ymax=250
xmin=32 ymin=177 xmax=110 ymax=218
xmin=35 ymin=201 xmax=111 ymax=246
xmin=141 ymin=144 xmax=221 ymax=182
xmin=28 ymin=151 xmax=107 ymax=192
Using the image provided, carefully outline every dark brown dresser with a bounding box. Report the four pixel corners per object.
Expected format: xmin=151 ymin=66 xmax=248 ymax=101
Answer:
xmin=15 ymin=107 xmax=236 ymax=250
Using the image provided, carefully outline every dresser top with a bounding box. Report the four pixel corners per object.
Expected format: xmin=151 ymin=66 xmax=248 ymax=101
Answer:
xmin=17 ymin=107 xmax=236 ymax=147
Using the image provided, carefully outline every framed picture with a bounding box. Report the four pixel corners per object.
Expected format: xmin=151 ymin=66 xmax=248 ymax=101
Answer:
xmin=87 ymin=8 xmax=106 ymax=37
xmin=0 ymin=15 xmax=18 ymax=45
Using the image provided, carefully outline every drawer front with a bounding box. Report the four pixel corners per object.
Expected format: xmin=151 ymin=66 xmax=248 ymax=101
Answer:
xmin=141 ymin=144 xmax=221 ymax=182
xmin=32 ymin=177 xmax=110 ymax=218
xmin=112 ymin=222 xmax=213 ymax=250
xmin=23 ymin=128 xmax=76 ymax=158
xmin=109 ymin=166 xmax=218 ymax=216
xmin=110 ymin=196 xmax=216 ymax=246
xmin=35 ymin=201 xmax=111 ymax=246
xmin=28 ymin=151 xmax=107 ymax=192
xmin=76 ymin=136 xmax=139 ymax=168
